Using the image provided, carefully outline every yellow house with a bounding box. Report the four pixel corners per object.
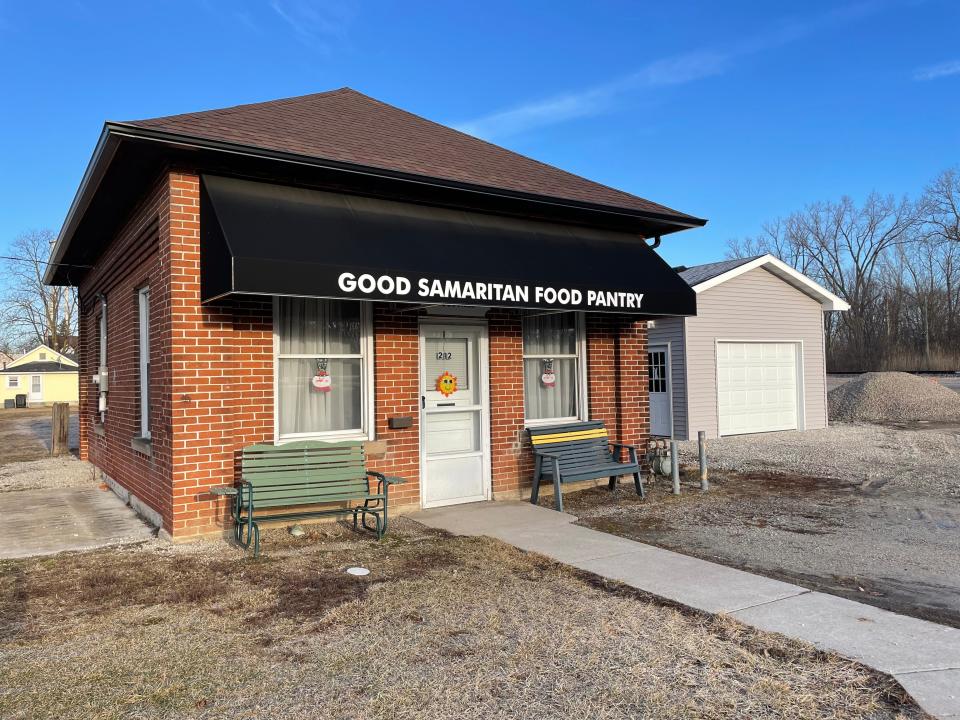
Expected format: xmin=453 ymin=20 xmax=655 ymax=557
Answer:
xmin=1 ymin=344 xmax=79 ymax=407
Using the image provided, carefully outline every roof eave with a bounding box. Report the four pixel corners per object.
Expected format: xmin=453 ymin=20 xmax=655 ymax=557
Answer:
xmin=692 ymin=254 xmax=850 ymax=311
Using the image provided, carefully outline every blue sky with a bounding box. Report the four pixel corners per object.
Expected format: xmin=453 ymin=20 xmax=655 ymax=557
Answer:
xmin=0 ymin=0 xmax=958 ymax=269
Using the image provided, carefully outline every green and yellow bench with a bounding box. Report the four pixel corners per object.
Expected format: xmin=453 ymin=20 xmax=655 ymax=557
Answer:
xmin=527 ymin=421 xmax=644 ymax=512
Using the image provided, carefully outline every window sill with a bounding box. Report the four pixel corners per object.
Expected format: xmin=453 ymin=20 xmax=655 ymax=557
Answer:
xmin=130 ymin=437 xmax=152 ymax=456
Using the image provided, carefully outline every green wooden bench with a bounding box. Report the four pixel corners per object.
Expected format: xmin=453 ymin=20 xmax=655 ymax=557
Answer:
xmin=225 ymin=440 xmax=403 ymax=557
xmin=527 ymin=421 xmax=644 ymax=512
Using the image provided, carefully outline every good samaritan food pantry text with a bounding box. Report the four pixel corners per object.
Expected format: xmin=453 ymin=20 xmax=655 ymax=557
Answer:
xmin=338 ymin=273 xmax=645 ymax=309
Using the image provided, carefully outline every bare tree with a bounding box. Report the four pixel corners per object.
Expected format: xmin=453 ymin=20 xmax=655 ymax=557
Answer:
xmin=924 ymin=168 xmax=960 ymax=245
xmin=0 ymin=230 xmax=77 ymax=352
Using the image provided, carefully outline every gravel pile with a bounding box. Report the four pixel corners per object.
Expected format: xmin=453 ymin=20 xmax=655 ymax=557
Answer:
xmin=828 ymin=371 xmax=960 ymax=423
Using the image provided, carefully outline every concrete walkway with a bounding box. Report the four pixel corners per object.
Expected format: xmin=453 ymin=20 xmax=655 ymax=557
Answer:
xmin=0 ymin=487 xmax=155 ymax=559
xmin=411 ymin=501 xmax=960 ymax=720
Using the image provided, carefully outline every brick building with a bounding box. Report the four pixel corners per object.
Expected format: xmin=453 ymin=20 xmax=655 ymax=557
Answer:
xmin=45 ymin=89 xmax=704 ymax=539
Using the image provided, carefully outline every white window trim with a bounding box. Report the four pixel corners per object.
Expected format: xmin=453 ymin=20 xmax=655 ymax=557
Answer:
xmin=137 ymin=286 xmax=151 ymax=440
xmin=522 ymin=311 xmax=588 ymax=427
xmin=7 ymin=376 xmax=19 ymax=388
xmin=273 ymin=298 xmax=375 ymax=443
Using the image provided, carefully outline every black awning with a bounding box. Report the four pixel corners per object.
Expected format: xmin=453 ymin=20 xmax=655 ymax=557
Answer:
xmin=200 ymin=175 xmax=696 ymax=316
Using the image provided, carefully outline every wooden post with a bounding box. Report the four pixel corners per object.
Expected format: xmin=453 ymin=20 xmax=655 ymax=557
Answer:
xmin=51 ymin=402 xmax=70 ymax=456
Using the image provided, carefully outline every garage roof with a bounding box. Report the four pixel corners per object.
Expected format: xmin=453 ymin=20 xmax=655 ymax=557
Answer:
xmin=677 ymin=254 xmax=851 ymax=311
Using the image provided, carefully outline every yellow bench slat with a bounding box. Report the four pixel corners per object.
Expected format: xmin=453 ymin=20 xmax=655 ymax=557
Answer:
xmin=531 ymin=428 xmax=608 ymax=444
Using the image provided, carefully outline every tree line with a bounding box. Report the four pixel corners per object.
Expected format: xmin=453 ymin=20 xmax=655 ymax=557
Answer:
xmin=727 ymin=168 xmax=960 ymax=372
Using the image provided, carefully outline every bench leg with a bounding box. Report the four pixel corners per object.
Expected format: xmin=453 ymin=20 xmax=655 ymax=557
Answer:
xmin=531 ymin=471 xmax=541 ymax=505
xmin=608 ymin=474 xmax=618 ymax=490
xmin=553 ymin=474 xmax=563 ymax=513
xmin=633 ymin=471 xmax=645 ymax=499
xmin=252 ymin=521 xmax=261 ymax=558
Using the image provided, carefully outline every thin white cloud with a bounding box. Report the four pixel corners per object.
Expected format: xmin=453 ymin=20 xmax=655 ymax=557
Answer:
xmin=914 ymin=59 xmax=960 ymax=81
xmin=455 ymin=2 xmax=899 ymax=141
xmin=455 ymin=50 xmax=729 ymax=139
xmin=270 ymin=0 xmax=355 ymax=50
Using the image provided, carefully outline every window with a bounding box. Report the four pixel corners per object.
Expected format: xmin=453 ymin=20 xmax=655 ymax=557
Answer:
xmin=137 ymin=287 xmax=150 ymax=439
xmin=275 ymin=297 xmax=370 ymax=439
xmin=648 ymin=351 xmax=667 ymax=393
xmin=7 ymin=376 xmax=18 ymax=388
xmin=522 ymin=312 xmax=585 ymax=423
xmin=31 ymin=375 xmax=41 ymax=395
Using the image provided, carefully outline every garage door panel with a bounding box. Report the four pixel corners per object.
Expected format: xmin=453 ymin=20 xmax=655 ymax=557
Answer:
xmin=717 ymin=342 xmax=798 ymax=436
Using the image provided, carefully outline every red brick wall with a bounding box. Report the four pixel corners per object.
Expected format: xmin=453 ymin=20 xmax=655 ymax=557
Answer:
xmin=489 ymin=309 xmax=529 ymax=495
xmin=586 ymin=313 xmax=649 ymax=452
xmin=369 ymin=304 xmax=421 ymax=506
xmin=79 ymin=177 xmax=174 ymax=527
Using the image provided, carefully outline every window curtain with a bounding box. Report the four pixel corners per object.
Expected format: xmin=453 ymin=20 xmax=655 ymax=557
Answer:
xmin=522 ymin=313 xmax=579 ymax=421
xmin=277 ymin=298 xmax=364 ymax=435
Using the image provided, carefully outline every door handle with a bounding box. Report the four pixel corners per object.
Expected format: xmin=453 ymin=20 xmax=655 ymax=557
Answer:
xmin=421 ymin=395 xmax=425 ymax=409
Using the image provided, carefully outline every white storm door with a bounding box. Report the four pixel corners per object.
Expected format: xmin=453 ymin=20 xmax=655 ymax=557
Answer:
xmin=420 ymin=322 xmax=491 ymax=509
xmin=717 ymin=342 xmax=798 ymax=436
xmin=29 ymin=375 xmax=42 ymax=403
xmin=648 ymin=346 xmax=672 ymax=436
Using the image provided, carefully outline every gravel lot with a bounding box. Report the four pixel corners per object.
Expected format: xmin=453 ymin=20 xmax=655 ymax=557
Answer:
xmin=679 ymin=423 xmax=960 ymax=499
xmin=564 ymin=421 xmax=960 ymax=628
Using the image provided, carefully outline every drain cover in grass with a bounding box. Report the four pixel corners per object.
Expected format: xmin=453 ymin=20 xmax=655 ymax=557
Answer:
xmin=346 ymin=567 xmax=370 ymax=576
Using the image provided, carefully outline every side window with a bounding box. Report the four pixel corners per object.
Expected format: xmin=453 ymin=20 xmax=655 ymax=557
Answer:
xmin=137 ymin=287 xmax=151 ymax=439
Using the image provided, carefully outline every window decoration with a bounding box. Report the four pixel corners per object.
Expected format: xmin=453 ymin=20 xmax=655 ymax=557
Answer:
xmin=436 ymin=370 xmax=458 ymax=397
xmin=311 ymin=359 xmax=332 ymax=393
xmin=540 ymin=358 xmax=556 ymax=389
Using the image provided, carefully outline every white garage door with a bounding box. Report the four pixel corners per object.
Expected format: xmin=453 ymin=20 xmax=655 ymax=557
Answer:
xmin=717 ymin=342 xmax=798 ymax=436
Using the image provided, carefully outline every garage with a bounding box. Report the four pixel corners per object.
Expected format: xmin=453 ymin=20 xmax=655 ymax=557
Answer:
xmin=716 ymin=342 xmax=798 ymax=436
xmin=647 ymin=254 xmax=849 ymax=440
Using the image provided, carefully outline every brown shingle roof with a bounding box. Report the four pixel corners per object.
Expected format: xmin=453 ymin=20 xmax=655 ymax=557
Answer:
xmin=122 ymin=88 xmax=697 ymax=221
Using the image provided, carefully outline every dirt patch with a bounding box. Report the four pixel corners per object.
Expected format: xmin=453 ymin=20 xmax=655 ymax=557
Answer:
xmin=0 ymin=517 xmax=925 ymax=719
xmin=564 ymin=468 xmax=960 ymax=629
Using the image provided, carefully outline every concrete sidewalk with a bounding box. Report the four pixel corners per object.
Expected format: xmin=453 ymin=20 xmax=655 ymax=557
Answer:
xmin=411 ymin=501 xmax=960 ymax=719
xmin=0 ymin=487 xmax=155 ymax=559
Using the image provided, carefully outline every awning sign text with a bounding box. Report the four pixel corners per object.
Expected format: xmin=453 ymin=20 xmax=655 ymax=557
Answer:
xmin=337 ymin=272 xmax=644 ymax=309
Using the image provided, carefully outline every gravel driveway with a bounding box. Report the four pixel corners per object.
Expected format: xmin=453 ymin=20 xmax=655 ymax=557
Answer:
xmin=564 ymin=421 xmax=960 ymax=628
xmin=679 ymin=422 xmax=960 ymax=498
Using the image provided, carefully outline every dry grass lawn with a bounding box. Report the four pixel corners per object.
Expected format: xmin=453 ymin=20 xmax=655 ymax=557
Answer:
xmin=0 ymin=518 xmax=925 ymax=719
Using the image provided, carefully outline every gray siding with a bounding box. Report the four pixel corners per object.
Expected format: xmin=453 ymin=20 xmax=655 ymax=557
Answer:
xmin=684 ymin=267 xmax=828 ymax=439
xmin=647 ymin=317 xmax=689 ymax=440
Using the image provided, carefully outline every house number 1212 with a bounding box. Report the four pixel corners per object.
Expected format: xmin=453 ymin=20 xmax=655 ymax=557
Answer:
xmin=435 ymin=351 xmax=452 ymax=360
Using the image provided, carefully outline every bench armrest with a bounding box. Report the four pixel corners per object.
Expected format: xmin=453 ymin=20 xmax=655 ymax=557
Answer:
xmin=608 ymin=441 xmax=637 ymax=451
xmin=533 ymin=450 xmax=561 ymax=459
xmin=367 ymin=471 xmax=407 ymax=494
xmin=208 ymin=485 xmax=239 ymax=497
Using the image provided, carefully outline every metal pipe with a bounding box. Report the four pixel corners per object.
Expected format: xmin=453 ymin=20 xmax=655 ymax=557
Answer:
xmin=670 ymin=440 xmax=680 ymax=495
xmin=647 ymin=235 xmax=662 ymax=249
xmin=698 ymin=431 xmax=709 ymax=491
